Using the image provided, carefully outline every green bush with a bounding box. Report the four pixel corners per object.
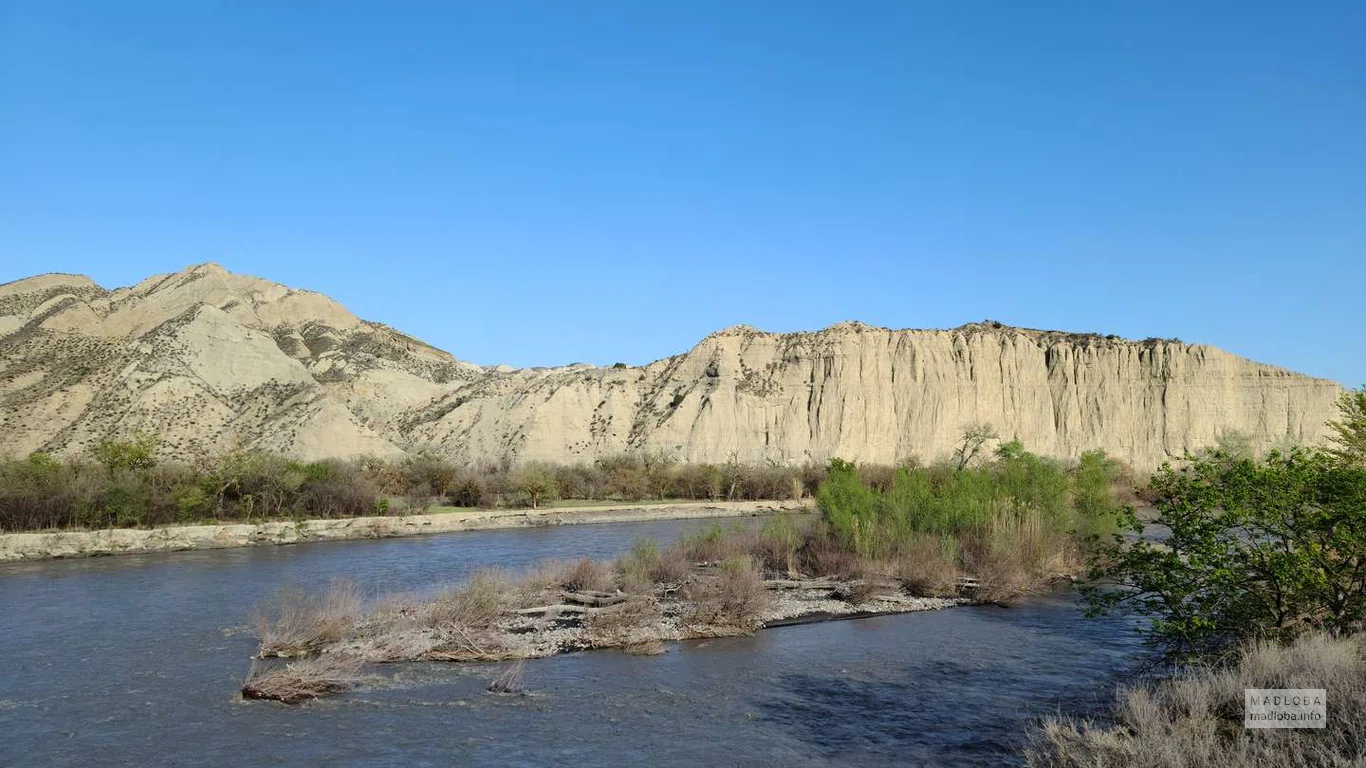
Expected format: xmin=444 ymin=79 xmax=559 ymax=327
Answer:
xmin=813 ymin=446 xmax=1126 ymax=581
xmin=1085 ymin=448 xmax=1366 ymax=657
xmin=815 ymin=459 xmax=881 ymax=554
xmin=174 ymin=484 xmax=213 ymax=523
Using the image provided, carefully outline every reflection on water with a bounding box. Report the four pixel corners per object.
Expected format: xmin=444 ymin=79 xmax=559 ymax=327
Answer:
xmin=0 ymin=517 xmax=1148 ymax=767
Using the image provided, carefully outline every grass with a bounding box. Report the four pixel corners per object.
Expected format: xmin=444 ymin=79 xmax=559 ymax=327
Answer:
xmin=486 ymin=659 xmax=526 ymax=694
xmin=424 ymin=569 xmax=508 ymax=629
xmin=241 ymin=654 xmax=364 ymax=704
xmin=893 ymin=533 xmax=961 ymax=598
xmin=616 ymin=537 xmax=690 ymax=586
xmin=556 ymin=558 xmax=617 ymax=593
xmin=681 ymin=555 xmax=771 ymax=635
xmin=1027 ymin=632 xmax=1366 ymax=768
xmin=251 ymin=579 xmax=363 ymax=658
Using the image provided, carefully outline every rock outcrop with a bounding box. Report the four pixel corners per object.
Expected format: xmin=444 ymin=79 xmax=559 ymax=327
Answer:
xmin=0 ymin=264 xmax=1343 ymax=468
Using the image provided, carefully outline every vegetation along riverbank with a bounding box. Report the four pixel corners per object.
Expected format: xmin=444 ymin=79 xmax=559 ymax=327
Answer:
xmin=1027 ymin=388 xmax=1366 ymax=767
xmin=241 ymin=439 xmax=1130 ymax=702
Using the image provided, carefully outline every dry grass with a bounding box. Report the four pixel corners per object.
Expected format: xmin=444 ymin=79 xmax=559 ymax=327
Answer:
xmin=678 ymin=524 xmax=761 ymax=564
xmin=1027 ymin=632 xmax=1366 ymax=768
xmin=616 ymin=538 xmax=692 ymax=587
xmin=960 ymin=515 xmax=1076 ymax=604
xmin=624 ymin=639 xmax=667 ymax=655
xmin=509 ymin=560 xmax=573 ymax=608
xmin=586 ymin=594 xmax=664 ymax=647
xmin=241 ymin=654 xmax=364 ymax=703
xmin=486 ymin=659 xmax=526 ymax=694
xmin=754 ymin=516 xmax=806 ymax=577
xmin=424 ymin=625 xmax=518 ymax=662
xmin=682 ymin=555 xmax=770 ymax=634
xmin=557 ymin=558 xmax=617 ymax=593
xmin=252 ymin=579 xmax=363 ymax=657
xmin=834 ymin=579 xmax=888 ymax=605
xmin=802 ymin=532 xmax=866 ymax=580
xmin=424 ymin=569 xmax=509 ymax=629
xmin=895 ymin=534 xmax=961 ymax=597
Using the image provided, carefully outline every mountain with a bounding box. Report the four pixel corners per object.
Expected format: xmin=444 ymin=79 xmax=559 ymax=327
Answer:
xmin=0 ymin=264 xmax=1343 ymax=468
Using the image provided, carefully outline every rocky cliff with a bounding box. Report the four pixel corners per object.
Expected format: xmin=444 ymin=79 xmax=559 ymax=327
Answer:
xmin=0 ymin=264 xmax=1343 ymax=468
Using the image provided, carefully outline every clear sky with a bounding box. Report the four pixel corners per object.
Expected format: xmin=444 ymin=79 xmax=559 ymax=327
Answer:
xmin=2 ymin=1 xmax=1363 ymax=384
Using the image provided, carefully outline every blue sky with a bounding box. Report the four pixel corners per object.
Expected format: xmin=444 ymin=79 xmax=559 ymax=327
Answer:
xmin=2 ymin=1 xmax=1363 ymax=384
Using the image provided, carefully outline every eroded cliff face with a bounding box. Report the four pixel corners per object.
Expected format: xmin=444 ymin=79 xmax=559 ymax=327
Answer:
xmin=410 ymin=322 xmax=1342 ymax=469
xmin=0 ymin=265 xmax=1343 ymax=469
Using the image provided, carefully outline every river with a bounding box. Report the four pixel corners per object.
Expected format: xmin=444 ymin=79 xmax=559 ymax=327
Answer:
xmin=0 ymin=517 xmax=1148 ymax=767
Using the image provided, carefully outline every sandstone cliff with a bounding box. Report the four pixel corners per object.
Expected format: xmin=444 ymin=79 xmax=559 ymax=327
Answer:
xmin=0 ymin=265 xmax=1343 ymax=468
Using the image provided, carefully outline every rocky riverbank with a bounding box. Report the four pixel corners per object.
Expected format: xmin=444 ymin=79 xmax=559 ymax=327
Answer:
xmin=242 ymin=560 xmax=964 ymax=703
xmin=0 ymin=500 xmax=806 ymax=562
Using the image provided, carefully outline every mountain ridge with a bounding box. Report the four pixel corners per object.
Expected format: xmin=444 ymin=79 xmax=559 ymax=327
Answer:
xmin=0 ymin=264 xmax=1343 ymax=468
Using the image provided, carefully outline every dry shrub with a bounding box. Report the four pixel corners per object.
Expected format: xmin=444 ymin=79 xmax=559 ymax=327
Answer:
xmin=624 ymin=639 xmax=666 ymax=656
xmin=1027 ymin=632 xmax=1366 ymax=768
xmin=895 ymin=534 xmax=961 ymax=597
xmin=754 ymin=516 xmax=806 ymax=577
xmin=424 ymin=569 xmax=508 ymax=629
xmin=650 ymin=546 xmax=691 ymax=584
xmin=424 ymin=625 xmax=518 ymax=662
xmin=486 ymin=659 xmax=526 ymax=694
xmin=242 ymin=654 xmax=363 ymax=704
xmin=677 ymin=523 xmax=755 ymax=564
xmin=835 ymin=580 xmax=886 ymax=605
xmin=510 ymin=561 xmax=572 ymax=608
xmin=557 ymin=558 xmax=616 ymax=593
xmin=252 ymin=579 xmax=363 ymax=657
xmin=802 ymin=531 xmax=865 ymax=580
xmin=961 ymin=515 xmax=1074 ymax=604
xmin=682 ymin=555 xmax=770 ymax=634
xmin=962 ymin=541 xmax=1035 ymax=604
xmin=618 ymin=538 xmax=690 ymax=587
xmin=586 ymin=594 xmax=664 ymax=647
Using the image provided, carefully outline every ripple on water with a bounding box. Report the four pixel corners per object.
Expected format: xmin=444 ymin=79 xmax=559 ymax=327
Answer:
xmin=0 ymin=518 xmax=1150 ymax=768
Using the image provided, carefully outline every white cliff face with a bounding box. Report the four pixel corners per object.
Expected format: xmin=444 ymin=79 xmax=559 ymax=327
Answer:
xmin=410 ymin=322 xmax=1342 ymax=469
xmin=0 ymin=266 xmax=1343 ymax=469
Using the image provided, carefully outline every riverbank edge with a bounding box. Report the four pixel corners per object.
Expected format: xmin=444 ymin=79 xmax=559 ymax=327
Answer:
xmin=0 ymin=500 xmax=809 ymax=563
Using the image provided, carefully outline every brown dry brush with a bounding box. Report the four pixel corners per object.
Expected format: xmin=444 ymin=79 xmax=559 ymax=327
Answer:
xmin=557 ymin=557 xmax=617 ymax=593
xmin=0 ymin=448 xmax=825 ymax=532
xmin=893 ymin=533 xmax=961 ymax=598
xmin=252 ymin=579 xmax=363 ymax=658
xmin=241 ymin=654 xmax=364 ymax=704
xmin=486 ymin=659 xmax=526 ymax=694
xmin=682 ymin=555 xmax=771 ymax=636
xmin=423 ymin=569 xmax=508 ymax=628
xmin=585 ymin=593 xmax=665 ymax=648
xmin=1026 ymin=632 xmax=1366 ymax=768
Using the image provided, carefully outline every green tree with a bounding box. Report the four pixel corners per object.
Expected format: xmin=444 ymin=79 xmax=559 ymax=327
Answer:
xmin=1327 ymin=387 xmax=1366 ymax=467
xmin=511 ymin=462 xmax=559 ymax=509
xmin=93 ymin=434 xmax=158 ymax=475
xmin=1072 ymin=450 xmax=1123 ymax=539
xmin=1085 ymin=449 xmax=1366 ymax=657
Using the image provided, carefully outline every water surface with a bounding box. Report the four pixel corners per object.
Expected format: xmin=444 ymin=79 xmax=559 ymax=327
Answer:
xmin=0 ymin=518 xmax=1147 ymax=767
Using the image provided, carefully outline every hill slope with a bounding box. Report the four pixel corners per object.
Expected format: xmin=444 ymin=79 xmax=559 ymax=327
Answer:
xmin=0 ymin=264 xmax=1343 ymax=468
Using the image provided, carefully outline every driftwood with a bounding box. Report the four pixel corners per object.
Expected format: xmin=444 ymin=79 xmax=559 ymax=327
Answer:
xmin=561 ymin=590 xmax=628 ymax=607
xmin=515 ymin=604 xmax=589 ymax=616
xmin=763 ymin=578 xmax=840 ymax=590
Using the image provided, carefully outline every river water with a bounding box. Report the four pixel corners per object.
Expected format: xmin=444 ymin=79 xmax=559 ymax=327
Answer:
xmin=0 ymin=517 xmax=1149 ymax=767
